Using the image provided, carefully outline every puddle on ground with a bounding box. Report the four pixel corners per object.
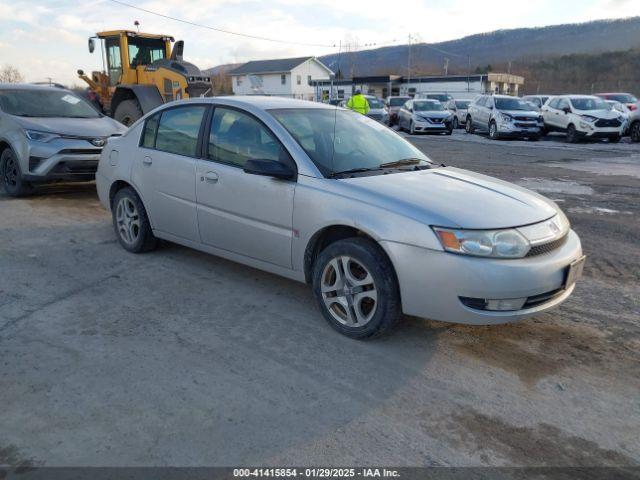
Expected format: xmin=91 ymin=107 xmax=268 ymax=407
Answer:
xmin=517 ymin=178 xmax=594 ymax=195
xmin=544 ymin=155 xmax=640 ymax=179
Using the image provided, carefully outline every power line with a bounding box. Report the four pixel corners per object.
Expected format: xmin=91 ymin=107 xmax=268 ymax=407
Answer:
xmin=105 ymin=0 xmax=338 ymax=48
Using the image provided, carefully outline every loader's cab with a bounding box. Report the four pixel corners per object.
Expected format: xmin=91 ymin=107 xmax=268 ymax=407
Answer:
xmin=79 ymin=30 xmax=212 ymax=126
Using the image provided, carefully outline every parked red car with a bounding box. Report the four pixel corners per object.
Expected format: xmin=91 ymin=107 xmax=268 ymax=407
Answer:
xmin=595 ymin=92 xmax=639 ymax=111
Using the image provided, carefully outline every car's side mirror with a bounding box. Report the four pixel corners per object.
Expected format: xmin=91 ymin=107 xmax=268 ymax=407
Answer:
xmin=88 ymin=38 xmax=95 ymax=53
xmin=243 ymin=159 xmax=295 ymax=180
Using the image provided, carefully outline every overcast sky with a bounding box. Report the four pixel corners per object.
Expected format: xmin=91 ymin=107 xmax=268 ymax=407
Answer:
xmin=1 ymin=0 xmax=639 ymax=86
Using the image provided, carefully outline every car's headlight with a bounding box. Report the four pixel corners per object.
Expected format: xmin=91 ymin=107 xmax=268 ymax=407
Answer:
xmin=25 ymin=130 xmax=60 ymax=142
xmin=432 ymin=227 xmax=530 ymax=258
xmin=579 ymin=115 xmax=597 ymax=123
xmin=498 ymin=112 xmax=513 ymax=123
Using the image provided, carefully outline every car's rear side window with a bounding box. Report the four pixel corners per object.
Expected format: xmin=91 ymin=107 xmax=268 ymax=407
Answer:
xmin=155 ymin=106 xmax=206 ymax=157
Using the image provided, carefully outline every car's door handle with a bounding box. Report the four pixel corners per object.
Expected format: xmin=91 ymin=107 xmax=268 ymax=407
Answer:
xmin=202 ymin=171 xmax=219 ymax=183
xmin=142 ymin=156 xmax=152 ymax=165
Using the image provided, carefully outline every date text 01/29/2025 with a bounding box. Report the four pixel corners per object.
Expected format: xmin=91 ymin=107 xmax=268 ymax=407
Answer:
xmin=233 ymin=468 xmax=401 ymax=478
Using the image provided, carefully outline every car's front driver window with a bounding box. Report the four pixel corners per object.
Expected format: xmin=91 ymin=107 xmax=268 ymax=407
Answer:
xmin=208 ymin=107 xmax=285 ymax=168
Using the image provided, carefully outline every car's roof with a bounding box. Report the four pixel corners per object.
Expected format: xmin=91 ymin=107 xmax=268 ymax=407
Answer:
xmin=178 ymin=95 xmax=333 ymax=111
xmin=0 ymin=83 xmax=71 ymax=92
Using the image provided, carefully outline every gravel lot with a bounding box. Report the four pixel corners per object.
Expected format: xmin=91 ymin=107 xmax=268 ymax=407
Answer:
xmin=0 ymin=131 xmax=638 ymax=468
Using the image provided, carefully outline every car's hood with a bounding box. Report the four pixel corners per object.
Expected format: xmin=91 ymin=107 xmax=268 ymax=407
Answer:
xmin=578 ymin=109 xmax=622 ymax=119
xmin=11 ymin=115 xmax=126 ymax=137
xmin=502 ymin=110 xmax=539 ymax=117
xmin=341 ymin=167 xmax=558 ymax=229
xmin=415 ymin=111 xmax=450 ymax=119
xmin=367 ymin=108 xmax=385 ymax=115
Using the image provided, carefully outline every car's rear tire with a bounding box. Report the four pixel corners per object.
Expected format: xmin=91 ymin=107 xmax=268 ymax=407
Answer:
xmin=566 ymin=124 xmax=579 ymax=143
xmin=609 ymin=135 xmax=621 ymax=143
xmin=465 ymin=116 xmax=474 ymax=133
xmin=630 ymin=121 xmax=640 ymax=142
xmin=312 ymin=237 xmax=402 ymax=339
xmin=540 ymin=126 xmax=549 ymax=137
xmin=489 ymin=121 xmax=499 ymax=140
xmin=111 ymin=187 xmax=158 ymax=253
xmin=445 ymin=127 xmax=453 ymax=135
xmin=528 ymin=135 xmax=540 ymax=141
xmin=1 ymin=148 xmax=33 ymax=197
xmin=113 ymin=99 xmax=144 ymax=126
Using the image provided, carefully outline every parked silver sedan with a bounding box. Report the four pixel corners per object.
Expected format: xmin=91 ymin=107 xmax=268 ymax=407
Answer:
xmin=0 ymin=84 xmax=125 ymax=196
xmin=96 ymin=97 xmax=584 ymax=338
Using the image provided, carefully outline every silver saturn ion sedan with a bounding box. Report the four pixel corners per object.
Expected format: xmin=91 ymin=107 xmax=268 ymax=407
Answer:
xmin=96 ymin=97 xmax=585 ymax=339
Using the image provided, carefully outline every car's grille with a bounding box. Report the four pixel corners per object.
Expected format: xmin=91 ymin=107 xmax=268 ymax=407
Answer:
xmin=429 ymin=117 xmax=444 ymax=123
xmin=514 ymin=116 xmax=538 ymax=122
xmin=50 ymin=161 xmax=99 ymax=174
xmin=595 ymin=118 xmax=621 ymax=127
xmin=58 ymin=148 xmax=102 ymax=155
xmin=526 ymin=235 xmax=568 ymax=257
xmin=514 ymin=122 xmax=538 ymax=128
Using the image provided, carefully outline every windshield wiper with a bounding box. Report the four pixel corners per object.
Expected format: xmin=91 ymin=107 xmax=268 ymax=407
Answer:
xmin=328 ymin=167 xmax=381 ymax=178
xmin=379 ymin=158 xmax=429 ymax=169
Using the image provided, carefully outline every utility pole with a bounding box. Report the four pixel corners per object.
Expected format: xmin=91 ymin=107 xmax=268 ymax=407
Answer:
xmin=508 ymin=61 xmax=512 ymax=74
xmin=444 ymin=57 xmax=449 ymax=76
xmin=467 ymin=55 xmax=471 ymax=92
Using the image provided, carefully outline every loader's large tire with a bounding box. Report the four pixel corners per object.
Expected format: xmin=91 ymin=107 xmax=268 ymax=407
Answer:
xmin=114 ymin=99 xmax=144 ymax=127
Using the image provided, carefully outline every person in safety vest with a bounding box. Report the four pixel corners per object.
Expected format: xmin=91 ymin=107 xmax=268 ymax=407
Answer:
xmin=346 ymin=90 xmax=370 ymax=115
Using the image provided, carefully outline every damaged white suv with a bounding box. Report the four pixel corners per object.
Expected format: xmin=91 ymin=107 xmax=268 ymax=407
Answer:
xmin=541 ymin=95 xmax=625 ymax=143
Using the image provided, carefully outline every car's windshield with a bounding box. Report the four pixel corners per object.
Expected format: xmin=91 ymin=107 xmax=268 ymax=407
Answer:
xmin=270 ymin=108 xmax=431 ymax=177
xmin=571 ymin=97 xmax=610 ymax=111
xmin=389 ymin=97 xmax=409 ymax=107
xmin=455 ymin=100 xmax=470 ymax=109
xmin=607 ymin=94 xmax=637 ymax=103
xmin=366 ymin=98 xmax=384 ymax=109
xmin=0 ymin=89 xmax=101 ymax=118
xmin=427 ymin=94 xmax=450 ymax=102
xmin=494 ymin=97 xmax=532 ymax=111
xmin=414 ymin=100 xmax=444 ymax=111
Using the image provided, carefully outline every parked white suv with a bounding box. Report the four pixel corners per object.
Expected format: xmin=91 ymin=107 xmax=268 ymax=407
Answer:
xmin=541 ymin=95 xmax=625 ymax=143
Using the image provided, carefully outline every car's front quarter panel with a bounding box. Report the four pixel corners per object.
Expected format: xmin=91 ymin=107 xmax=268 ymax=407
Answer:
xmin=0 ymin=114 xmax=29 ymax=171
xmin=292 ymin=175 xmax=444 ymax=273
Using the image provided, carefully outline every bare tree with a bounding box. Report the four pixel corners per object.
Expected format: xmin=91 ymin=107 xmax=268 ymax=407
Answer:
xmin=0 ymin=65 xmax=24 ymax=83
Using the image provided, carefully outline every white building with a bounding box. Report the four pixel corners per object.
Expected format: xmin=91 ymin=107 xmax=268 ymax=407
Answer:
xmin=229 ymin=56 xmax=333 ymax=100
xmin=400 ymin=73 xmax=525 ymax=99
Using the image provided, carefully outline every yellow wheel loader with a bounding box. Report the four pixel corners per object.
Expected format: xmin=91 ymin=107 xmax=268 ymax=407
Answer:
xmin=78 ymin=30 xmax=213 ymax=126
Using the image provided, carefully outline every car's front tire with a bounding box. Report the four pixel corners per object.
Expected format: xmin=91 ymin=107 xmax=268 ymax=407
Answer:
xmin=630 ymin=121 xmax=640 ymax=142
xmin=566 ymin=124 xmax=579 ymax=143
xmin=465 ymin=116 xmax=474 ymax=133
xmin=1 ymin=148 xmax=33 ymax=197
xmin=312 ymin=238 xmax=402 ymax=339
xmin=111 ymin=187 xmax=158 ymax=253
xmin=609 ymin=135 xmax=621 ymax=143
xmin=452 ymin=117 xmax=459 ymax=129
xmin=489 ymin=121 xmax=499 ymax=140
xmin=409 ymin=121 xmax=416 ymax=135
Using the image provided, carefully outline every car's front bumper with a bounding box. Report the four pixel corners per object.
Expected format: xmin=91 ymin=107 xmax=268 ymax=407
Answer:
xmin=22 ymin=138 xmax=102 ymax=183
xmin=496 ymin=122 xmax=542 ymax=137
xmin=381 ymin=229 xmax=583 ymax=325
xmin=413 ymin=120 xmax=452 ymax=132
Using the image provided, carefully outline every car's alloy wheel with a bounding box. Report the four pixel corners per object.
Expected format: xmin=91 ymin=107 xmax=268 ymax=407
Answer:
xmin=410 ymin=121 xmax=416 ymax=134
xmin=111 ymin=187 xmax=158 ymax=253
xmin=1 ymin=149 xmax=32 ymax=197
xmin=631 ymin=122 xmax=640 ymax=142
xmin=312 ymin=238 xmax=402 ymax=339
xmin=566 ymin=124 xmax=578 ymax=143
xmin=320 ymin=255 xmax=378 ymax=327
xmin=115 ymin=196 xmax=141 ymax=246
xmin=489 ymin=122 xmax=499 ymax=140
xmin=465 ymin=117 xmax=474 ymax=133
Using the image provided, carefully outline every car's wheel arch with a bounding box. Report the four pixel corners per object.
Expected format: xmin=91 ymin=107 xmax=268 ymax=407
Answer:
xmin=108 ymin=180 xmax=154 ymax=225
xmin=303 ymin=224 xmax=394 ymax=285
